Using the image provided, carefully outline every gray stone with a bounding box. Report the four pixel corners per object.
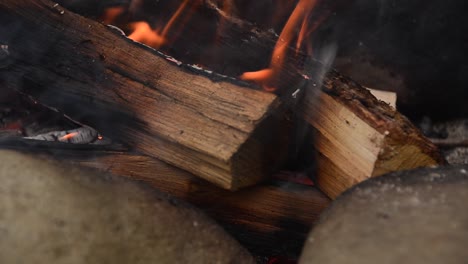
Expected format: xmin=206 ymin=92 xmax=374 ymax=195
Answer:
xmin=0 ymin=150 xmax=254 ymax=264
xmin=300 ymin=165 xmax=468 ymax=264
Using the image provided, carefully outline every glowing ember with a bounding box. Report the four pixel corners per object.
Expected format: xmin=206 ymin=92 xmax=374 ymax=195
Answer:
xmin=241 ymin=0 xmax=319 ymax=91
xmin=59 ymin=132 xmax=79 ymax=141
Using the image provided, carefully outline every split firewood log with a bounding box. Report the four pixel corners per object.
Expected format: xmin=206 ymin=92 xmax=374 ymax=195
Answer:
xmin=0 ymin=0 xmax=290 ymax=190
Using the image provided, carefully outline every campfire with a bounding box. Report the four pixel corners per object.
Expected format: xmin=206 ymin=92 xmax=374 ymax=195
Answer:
xmin=1 ymin=0 xmax=465 ymax=262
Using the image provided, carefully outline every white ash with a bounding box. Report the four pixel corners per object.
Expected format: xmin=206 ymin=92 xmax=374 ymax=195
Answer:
xmin=292 ymin=89 xmax=301 ymax=99
xmin=106 ymin=24 xmax=126 ymax=36
xmin=24 ymin=126 xmax=102 ymax=144
xmin=165 ymin=56 xmax=182 ymax=66
xmin=51 ymin=3 xmax=65 ymax=15
xmin=0 ymin=45 xmax=9 ymax=56
xmin=419 ymin=118 xmax=468 ymax=164
xmin=0 ymin=44 xmax=10 ymax=68
xmin=443 ymin=147 xmax=468 ymax=165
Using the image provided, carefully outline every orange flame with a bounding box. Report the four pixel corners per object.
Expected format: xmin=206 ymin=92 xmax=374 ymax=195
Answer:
xmin=241 ymin=0 xmax=319 ymax=91
xmin=128 ymin=22 xmax=166 ymax=48
xmin=164 ymin=0 xmax=201 ymax=45
xmin=127 ymin=0 xmax=194 ymax=49
xmin=298 ymin=10 xmax=332 ymax=55
xmin=102 ymin=1 xmax=330 ymax=92
xmin=161 ymin=0 xmax=190 ymax=38
xmin=240 ymin=69 xmax=277 ymax=92
xmin=296 ymin=14 xmax=310 ymax=54
xmin=59 ymin=132 xmax=79 ymax=141
xmin=101 ymin=6 xmax=125 ymax=25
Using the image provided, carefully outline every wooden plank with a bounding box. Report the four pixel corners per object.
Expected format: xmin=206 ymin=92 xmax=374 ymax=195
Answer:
xmin=0 ymin=0 xmax=288 ymax=190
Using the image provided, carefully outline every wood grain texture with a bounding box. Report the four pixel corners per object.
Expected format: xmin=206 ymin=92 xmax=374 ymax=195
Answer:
xmin=303 ymin=71 xmax=445 ymax=198
xmin=198 ymin=1 xmax=445 ymax=198
xmin=0 ymin=0 xmax=288 ymax=190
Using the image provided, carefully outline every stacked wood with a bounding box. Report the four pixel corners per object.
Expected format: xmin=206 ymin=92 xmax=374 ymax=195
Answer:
xmin=0 ymin=0 xmax=289 ymax=191
xmin=0 ymin=0 xmax=444 ymax=200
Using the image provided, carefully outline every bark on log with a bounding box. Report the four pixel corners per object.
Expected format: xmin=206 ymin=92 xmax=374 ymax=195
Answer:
xmin=0 ymin=0 xmax=289 ymax=190
xmin=302 ymin=69 xmax=445 ymax=198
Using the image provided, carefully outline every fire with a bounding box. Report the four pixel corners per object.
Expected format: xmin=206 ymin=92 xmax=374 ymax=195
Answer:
xmin=59 ymin=132 xmax=79 ymax=141
xmin=101 ymin=0 xmax=329 ymax=92
xmin=126 ymin=0 xmax=197 ymax=49
xmin=241 ymin=0 xmax=319 ymax=91
xmin=128 ymin=22 xmax=166 ymax=48
xmin=240 ymin=69 xmax=276 ymax=92
xmin=101 ymin=6 xmax=125 ymax=25
xmin=160 ymin=0 xmax=191 ymax=38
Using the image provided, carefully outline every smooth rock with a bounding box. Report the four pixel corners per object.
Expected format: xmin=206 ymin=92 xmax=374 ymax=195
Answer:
xmin=0 ymin=150 xmax=254 ymax=264
xmin=300 ymin=165 xmax=468 ymax=264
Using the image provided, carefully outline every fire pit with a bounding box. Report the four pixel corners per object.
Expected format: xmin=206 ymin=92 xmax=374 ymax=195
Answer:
xmin=0 ymin=0 xmax=466 ymax=262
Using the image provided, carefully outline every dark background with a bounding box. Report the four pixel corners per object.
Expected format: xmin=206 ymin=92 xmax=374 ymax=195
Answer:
xmin=319 ymin=0 xmax=467 ymax=120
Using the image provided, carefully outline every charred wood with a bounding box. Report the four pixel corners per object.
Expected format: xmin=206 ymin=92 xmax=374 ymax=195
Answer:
xmin=0 ymin=0 xmax=289 ymax=190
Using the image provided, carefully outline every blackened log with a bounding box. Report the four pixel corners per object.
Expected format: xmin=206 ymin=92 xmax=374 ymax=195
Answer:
xmin=0 ymin=0 xmax=289 ymax=190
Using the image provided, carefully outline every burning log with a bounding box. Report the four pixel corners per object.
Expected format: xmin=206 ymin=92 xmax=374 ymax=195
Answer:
xmin=0 ymin=0 xmax=444 ymax=199
xmin=110 ymin=0 xmax=444 ymax=198
xmin=0 ymin=0 xmax=289 ymax=190
xmin=126 ymin=0 xmax=445 ymax=198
